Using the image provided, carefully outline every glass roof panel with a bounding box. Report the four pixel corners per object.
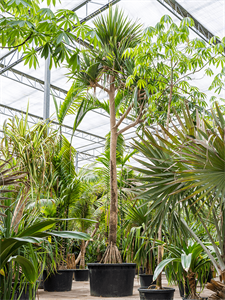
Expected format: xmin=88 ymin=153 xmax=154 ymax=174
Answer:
xmin=176 ymin=0 xmax=225 ymax=39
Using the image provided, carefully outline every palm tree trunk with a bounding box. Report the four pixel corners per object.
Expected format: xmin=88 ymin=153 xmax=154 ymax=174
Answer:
xmin=119 ymin=165 xmax=123 ymax=250
xmin=75 ymin=218 xmax=100 ymax=265
xmin=187 ymin=271 xmax=199 ymax=299
xmin=108 ymin=77 xmax=118 ymax=245
xmin=156 ymin=223 xmax=162 ymax=289
xmin=100 ymin=76 xmax=122 ymax=264
xmin=80 ymin=240 xmax=85 ymax=269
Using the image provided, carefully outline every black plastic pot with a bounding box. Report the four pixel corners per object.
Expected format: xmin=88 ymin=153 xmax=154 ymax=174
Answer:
xmin=139 ymin=274 xmax=156 ymax=287
xmin=138 ymin=286 xmax=175 ymax=300
xmin=43 ymin=269 xmax=74 ymax=292
xmin=74 ymin=269 xmax=89 ymax=281
xmin=88 ymin=263 xmax=136 ymax=297
xmin=14 ymin=283 xmax=36 ymax=300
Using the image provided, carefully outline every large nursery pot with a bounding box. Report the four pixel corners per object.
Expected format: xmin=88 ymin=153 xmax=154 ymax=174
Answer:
xmin=43 ymin=269 xmax=74 ymax=292
xmin=138 ymin=286 xmax=175 ymax=300
xmin=74 ymin=269 xmax=89 ymax=281
xmin=88 ymin=263 xmax=136 ymax=297
xmin=139 ymin=274 xmax=156 ymax=287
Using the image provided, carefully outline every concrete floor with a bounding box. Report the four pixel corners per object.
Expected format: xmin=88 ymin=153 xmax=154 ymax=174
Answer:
xmin=37 ymin=275 xmax=212 ymax=300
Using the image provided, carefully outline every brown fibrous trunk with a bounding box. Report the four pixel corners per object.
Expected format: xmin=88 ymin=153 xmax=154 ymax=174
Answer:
xmin=187 ymin=271 xmax=200 ymax=299
xmin=156 ymin=224 xmax=162 ymax=289
xmin=207 ymin=278 xmax=225 ymax=300
xmin=80 ymin=240 xmax=86 ymax=269
xmin=103 ymin=76 xmax=121 ymax=264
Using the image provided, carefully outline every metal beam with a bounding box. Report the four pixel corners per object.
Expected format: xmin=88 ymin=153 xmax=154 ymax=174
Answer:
xmin=157 ymin=0 xmax=221 ymax=44
xmin=0 ymin=0 xmax=120 ymax=75
xmin=77 ymin=151 xmax=97 ymax=162
xmin=0 ymin=63 xmax=67 ymax=99
xmin=74 ymin=0 xmax=120 ymax=25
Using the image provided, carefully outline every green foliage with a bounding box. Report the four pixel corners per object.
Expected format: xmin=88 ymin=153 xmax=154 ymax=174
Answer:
xmin=153 ymin=240 xmax=211 ymax=290
xmin=124 ymin=15 xmax=225 ymax=125
xmin=0 ymin=211 xmax=90 ymax=298
xmin=132 ymin=103 xmax=225 ymax=277
xmin=0 ymin=0 xmax=91 ymax=69
xmin=66 ymin=6 xmax=146 ymax=138
xmin=1 ymin=113 xmax=57 ymax=196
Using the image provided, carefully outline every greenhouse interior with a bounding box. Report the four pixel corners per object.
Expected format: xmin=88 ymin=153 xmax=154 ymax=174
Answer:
xmin=0 ymin=0 xmax=225 ymax=299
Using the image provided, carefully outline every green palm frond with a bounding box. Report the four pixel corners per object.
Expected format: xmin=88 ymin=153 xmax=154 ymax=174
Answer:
xmin=132 ymin=102 xmax=225 ymax=274
xmin=93 ymin=6 xmax=142 ymax=70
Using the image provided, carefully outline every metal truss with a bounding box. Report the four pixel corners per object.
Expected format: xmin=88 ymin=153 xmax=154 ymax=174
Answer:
xmin=0 ymin=63 xmax=67 ymax=100
xmin=157 ymin=0 xmax=221 ymax=44
xmin=75 ymin=0 xmax=120 ymax=25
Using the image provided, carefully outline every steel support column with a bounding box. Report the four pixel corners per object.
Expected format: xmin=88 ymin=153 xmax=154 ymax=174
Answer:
xmin=43 ymin=55 xmax=51 ymax=120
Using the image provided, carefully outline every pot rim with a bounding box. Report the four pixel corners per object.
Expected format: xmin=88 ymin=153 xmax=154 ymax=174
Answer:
xmin=87 ymin=263 xmax=136 ymax=267
xmin=44 ymin=269 xmax=76 ymax=272
xmin=138 ymin=287 xmax=175 ymax=293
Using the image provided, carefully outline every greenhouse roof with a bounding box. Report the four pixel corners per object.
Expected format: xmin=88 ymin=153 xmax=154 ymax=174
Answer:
xmin=0 ymin=0 xmax=224 ymax=168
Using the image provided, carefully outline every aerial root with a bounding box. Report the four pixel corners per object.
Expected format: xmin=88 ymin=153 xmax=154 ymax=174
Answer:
xmin=100 ymin=242 xmax=122 ymax=264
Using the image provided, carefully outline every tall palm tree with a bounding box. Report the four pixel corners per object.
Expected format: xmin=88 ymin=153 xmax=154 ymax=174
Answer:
xmin=68 ymin=7 xmax=145 ymax=262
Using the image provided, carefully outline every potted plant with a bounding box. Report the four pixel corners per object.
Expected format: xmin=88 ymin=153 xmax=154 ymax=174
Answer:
xmin=124 ymin=200 xmax=156 ymax=287
xmin=152 ymin=239 xmax=211 ymax=299
xmin=0 ymin=214 xmax=89 ymax=299
xmin=66 ymin=6 xmax=147 ymax=296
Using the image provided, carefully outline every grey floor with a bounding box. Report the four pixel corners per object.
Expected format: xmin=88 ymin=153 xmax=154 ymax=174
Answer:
xmin=37 ymin=274 xmax=212 ymax=300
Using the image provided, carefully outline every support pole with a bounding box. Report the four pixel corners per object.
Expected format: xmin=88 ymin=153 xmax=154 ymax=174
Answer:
xmin=43 ymin=54 xmax=51 ymax=121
